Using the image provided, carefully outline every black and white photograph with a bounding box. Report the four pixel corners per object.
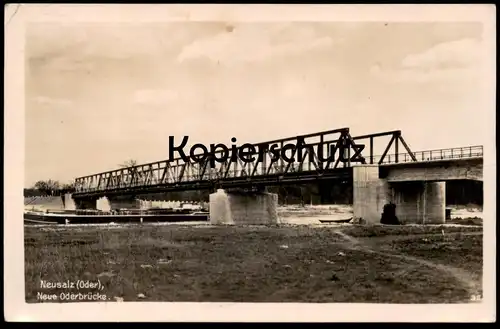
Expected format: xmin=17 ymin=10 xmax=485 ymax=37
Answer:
xmin=4 ymin=4 xmax=496 ymax=322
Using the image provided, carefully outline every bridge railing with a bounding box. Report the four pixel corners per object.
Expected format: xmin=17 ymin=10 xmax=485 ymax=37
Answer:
xmin=378 ymin=145 xmax=483 ymax=164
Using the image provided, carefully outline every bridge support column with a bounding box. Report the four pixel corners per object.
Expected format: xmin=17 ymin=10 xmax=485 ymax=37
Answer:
xmin=209 ymin=189 xmax=279 ymax=225
xmin=392 ymin=182 xmax=445 ymax=224
xmin=96 ymin=196 xmax=112 ymax=212
xmin=63 ymin=193 xmax=76 ymax=211
xmin=353 ymin=165 xmax=391 ymax=224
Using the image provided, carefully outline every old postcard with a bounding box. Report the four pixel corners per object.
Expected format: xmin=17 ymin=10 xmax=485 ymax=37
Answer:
xmin=4 ymin=4 xmax=496 ymax=322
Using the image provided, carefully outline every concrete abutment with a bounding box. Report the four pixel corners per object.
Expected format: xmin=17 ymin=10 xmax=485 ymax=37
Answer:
xmin=353 ymin=165 xmax=390 ymax=224
xmin=353 ymin=165 xmax=446 ymax=225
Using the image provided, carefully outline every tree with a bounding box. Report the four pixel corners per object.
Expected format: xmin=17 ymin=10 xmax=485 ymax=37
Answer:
xmin=33 ymin=179 xmax=61 ymax=196
xmin=119 ymin=159 xmax=138 ymax=168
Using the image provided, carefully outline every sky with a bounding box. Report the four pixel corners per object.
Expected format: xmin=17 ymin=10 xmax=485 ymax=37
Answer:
xmin=25 ymin=21 xmax=489 ymax=187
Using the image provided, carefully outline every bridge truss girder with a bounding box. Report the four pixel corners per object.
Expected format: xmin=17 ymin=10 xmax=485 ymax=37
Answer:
xmin=73 ymin=128 xmax=416 ymax=197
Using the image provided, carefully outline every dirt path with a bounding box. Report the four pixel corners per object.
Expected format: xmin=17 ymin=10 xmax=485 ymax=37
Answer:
xmin=334 ymin=230 xmax=482 ymax=303
xmin=357 ymin=231 xmax=483 ymax=244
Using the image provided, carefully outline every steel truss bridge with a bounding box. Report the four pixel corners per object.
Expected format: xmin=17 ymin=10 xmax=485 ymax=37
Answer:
xmin=73 ymin=128 xmax=484 ymax=198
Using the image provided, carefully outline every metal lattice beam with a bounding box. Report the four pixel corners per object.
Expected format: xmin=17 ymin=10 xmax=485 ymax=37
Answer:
xmin=73 ymin=128 xmax=475 ymax=197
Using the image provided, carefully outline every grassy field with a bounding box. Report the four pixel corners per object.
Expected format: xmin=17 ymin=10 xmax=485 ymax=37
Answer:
xmin=25 ymin=223 xmax=483 ymax=303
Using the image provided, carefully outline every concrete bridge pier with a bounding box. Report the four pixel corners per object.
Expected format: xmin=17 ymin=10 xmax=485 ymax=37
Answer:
xmin=391 ymin=181 xmax=446 ymax=224
xmin=96 ymin=196 xmax=112 ymax=212
xmin=209 ymin=188 xmax=279 ymax=225
xmin=352 ymin=165 xmax=446 ymax=225
xmin=63 ymin=193 xmax=77 ymax=210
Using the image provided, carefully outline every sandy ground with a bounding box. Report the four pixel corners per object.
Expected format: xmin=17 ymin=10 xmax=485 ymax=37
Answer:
xmin=277 ymin=204 xmax=353 ymax=225
xmin=277 ymin=204 xmax=482 ymax=225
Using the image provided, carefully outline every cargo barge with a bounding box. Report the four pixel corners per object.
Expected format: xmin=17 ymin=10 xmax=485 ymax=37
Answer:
xmin=24 ymin=209 xmax=209 ymax=225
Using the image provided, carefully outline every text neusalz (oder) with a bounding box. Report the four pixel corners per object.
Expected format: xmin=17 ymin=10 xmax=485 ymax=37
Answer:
xmin=168 ymin=136 xmax=365 ymax=168
xmin=39 ymin=279 xmax=102 ymax=290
